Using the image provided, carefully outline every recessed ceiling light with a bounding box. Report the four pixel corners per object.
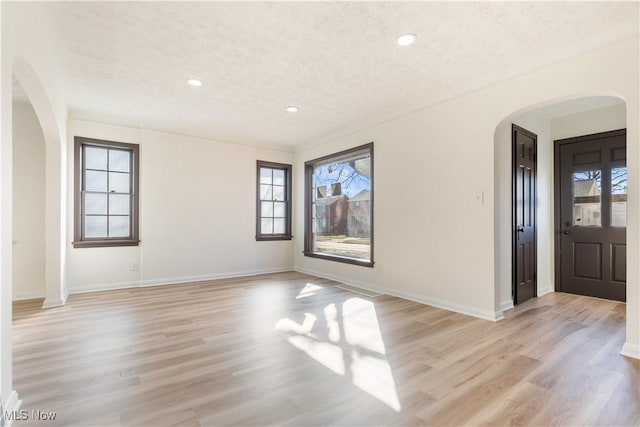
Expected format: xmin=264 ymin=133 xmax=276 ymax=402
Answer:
xmin=397 ymin=33 xmax=417 ymax=46
xmin=187 ymin=78 xmax=203 ymax=87
xmin=286 ymin=106 xmax=299 ymax=113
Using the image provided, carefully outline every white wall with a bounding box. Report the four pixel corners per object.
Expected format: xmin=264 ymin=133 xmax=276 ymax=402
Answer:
xmin=552 ymin=103 xmax=626 ymax=140
xmin=294 ymin=36 xmax=639 ymax=358
xmin=12 ymin=101 xmax=45 ymax=300
xmin=66 ymin=120 xmax=294 ymax=292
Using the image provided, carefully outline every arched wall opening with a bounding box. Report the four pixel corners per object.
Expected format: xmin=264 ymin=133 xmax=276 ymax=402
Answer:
xmin=12 ymin=57 xmax=66 ymax=307
xmin=11 ymin=78 xmax=46 ymax=301
xmin=493 ymin=93 xmax=627 ymax=324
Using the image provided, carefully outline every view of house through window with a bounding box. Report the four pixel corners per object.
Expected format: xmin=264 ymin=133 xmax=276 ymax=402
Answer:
xmin=572 ymin=167 xmax=627 ymax=228
xmin=305 ymin=143 xmax=373 ymax=266
xmin=572 ymin=170 xmax=602 ymax=227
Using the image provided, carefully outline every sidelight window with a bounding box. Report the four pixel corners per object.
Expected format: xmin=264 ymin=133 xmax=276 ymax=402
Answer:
xmin=611 ymin=167 xmax=627 ymax=227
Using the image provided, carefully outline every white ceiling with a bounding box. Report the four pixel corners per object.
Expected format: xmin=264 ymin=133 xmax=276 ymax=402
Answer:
xmin=19 ymin=1 xmax=640 ymax=149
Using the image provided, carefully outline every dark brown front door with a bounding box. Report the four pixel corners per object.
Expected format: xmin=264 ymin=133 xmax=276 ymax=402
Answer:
xmin=555 ymin=129 xmax=626 ymax=302
xmin=513 ymin=125 xmax=537 ymax=305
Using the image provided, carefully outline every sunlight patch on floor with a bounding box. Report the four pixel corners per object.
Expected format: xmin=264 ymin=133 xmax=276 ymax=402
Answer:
xmin=351 ymin=350 xmax=402 ymax=412
xmin=296 ymin=283 xmax=325 ymax=299
xmin=287 ymin=335 xmax=346 ymax=376
xmin=343 ymin=297 xmax=386 ymax=355
xmin=275 ymin=296 xmax=401 ymax=412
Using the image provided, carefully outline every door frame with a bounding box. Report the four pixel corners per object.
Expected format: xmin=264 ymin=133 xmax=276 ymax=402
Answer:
xmin=512 ymin=124 xmax=538 ymax=304
xmin=553 ymin=128 xmax=627 ymax=293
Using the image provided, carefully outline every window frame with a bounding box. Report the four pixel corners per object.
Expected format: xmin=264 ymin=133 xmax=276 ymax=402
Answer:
xmin=73 ymin=136 xmax=140 ymax=248
xmin=255 ymin=160 xmax=293 ymax=241
xmin=303 ymin=142 xmax=374 ymax=267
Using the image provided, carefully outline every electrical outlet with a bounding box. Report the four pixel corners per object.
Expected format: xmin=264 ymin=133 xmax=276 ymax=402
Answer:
xmin=129 ymin=261 xmax=139 ymax=271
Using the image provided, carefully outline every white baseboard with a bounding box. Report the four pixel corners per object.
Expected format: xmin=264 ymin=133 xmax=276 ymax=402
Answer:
xmin=500 ymin=299 xmax=514 ymax=312
xmin=12 ymin=291 xmax=45 ymax=301
xmin=42 ymin=293 xmax=67 ymax=308
xmin=295 ymin=267 xmax=505 ymax=322
xmin=67 ymin=267 xmax=294 ymax=295
xmin=537 ymin=286 xmax=554 ymax=297
xmin=621 ymin=342 xmax=640 ymax=360
xmin=2 ymin=390 xmax=22 ymax=427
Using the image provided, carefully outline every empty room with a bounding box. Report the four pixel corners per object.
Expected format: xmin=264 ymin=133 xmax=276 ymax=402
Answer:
xmin=1 ymin=1 xmax=639 ymax=426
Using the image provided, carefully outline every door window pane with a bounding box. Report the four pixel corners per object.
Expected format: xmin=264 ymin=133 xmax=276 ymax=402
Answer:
xmin=572 ymin=170 xmax=601 ymax=227
xmin=611 ymin=167 xmax=627 ymax=227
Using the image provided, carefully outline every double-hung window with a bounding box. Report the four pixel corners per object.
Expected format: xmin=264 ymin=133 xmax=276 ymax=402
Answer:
xmin=304 ymin=143 xmax=373 ymax=266
xmin=256 ymin=161 xmax=292 ymax=240
xmin=73 ymin=137 xmax=139 ymax=247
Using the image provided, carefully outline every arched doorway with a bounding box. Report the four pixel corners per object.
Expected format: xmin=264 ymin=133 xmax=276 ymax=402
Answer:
xmin=12 ymin=57 xmax=66 ymax=308
xmin=493 ymin=94 xmax=628 ymax=324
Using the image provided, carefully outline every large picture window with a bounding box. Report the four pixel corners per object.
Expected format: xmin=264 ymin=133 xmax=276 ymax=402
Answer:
xmin=73 ymin=137 xmax=139 ymax=248
xmin=304 ymin=143 xmax=373 ymax=266
xmin=256 ymin=161 xmax=292 ymax=240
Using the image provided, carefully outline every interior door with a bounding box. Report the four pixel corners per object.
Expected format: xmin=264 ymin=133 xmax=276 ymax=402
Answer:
xmin=556 ymin=129 xmax=626 ymax=302
xmin=513 ymin=125 xmax=537 ymax=305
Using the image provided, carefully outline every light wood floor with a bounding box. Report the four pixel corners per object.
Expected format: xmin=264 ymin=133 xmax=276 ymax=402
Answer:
xmin=13 ymin=272 xmax=639 ymax=426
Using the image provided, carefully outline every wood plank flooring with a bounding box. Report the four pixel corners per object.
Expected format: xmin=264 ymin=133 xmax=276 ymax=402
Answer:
xmin=12 ymin=272 xmax=640 ymax=426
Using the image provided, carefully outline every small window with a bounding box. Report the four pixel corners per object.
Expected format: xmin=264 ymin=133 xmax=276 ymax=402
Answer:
xmin=73 ymin=137 xmax=139 ymax=248
xmin=256 ymin=161 xmax=292 ymax=241
xmin=304 ymin=143 xmax=373 ymax=267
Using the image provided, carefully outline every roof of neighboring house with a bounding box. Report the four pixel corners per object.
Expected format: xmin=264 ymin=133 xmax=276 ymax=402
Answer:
xmin=315 ymin=195 xmax=347 ymax=206
xmin=574 ymin=179 xmax=599 ymax=197
xmin=348 ymin=190 xmax=370 ymax=202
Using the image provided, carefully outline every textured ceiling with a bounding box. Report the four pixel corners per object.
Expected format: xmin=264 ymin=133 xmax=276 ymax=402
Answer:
xmin=24 ymin=1 xmax=640 ymax=149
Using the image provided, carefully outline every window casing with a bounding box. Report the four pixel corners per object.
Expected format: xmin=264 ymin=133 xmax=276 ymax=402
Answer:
xmin=73 ymin=137 xmax=140 ymax=248
xmin=304 ymin=143 xmax=373 ymax=267
xmin=256 ymin=161 xmax=292 ymax=241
